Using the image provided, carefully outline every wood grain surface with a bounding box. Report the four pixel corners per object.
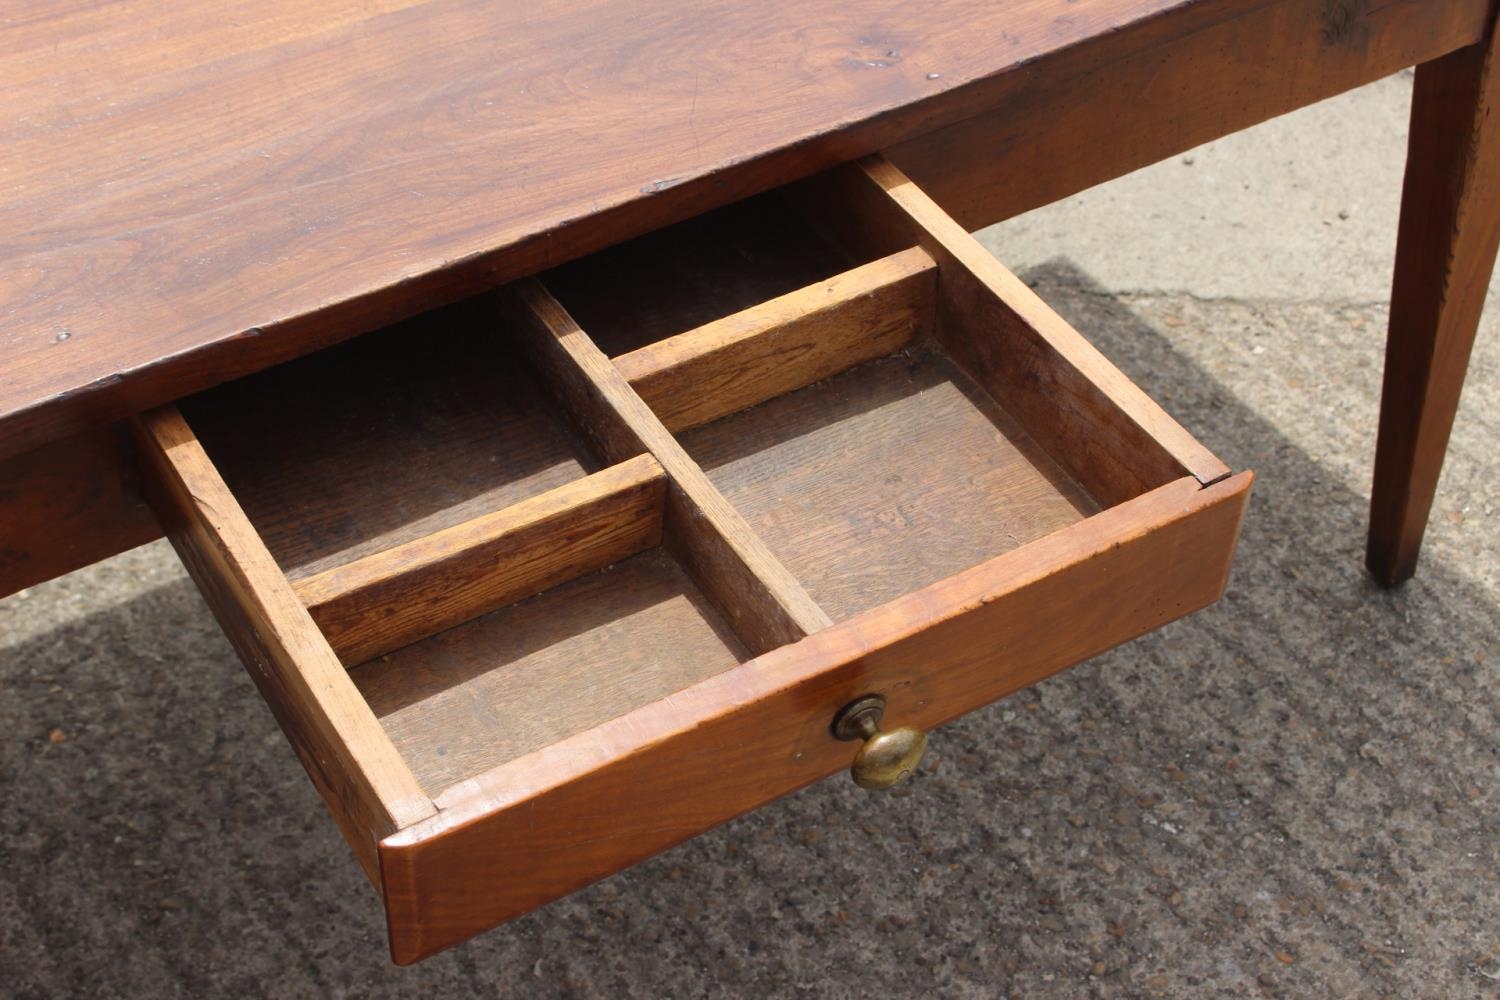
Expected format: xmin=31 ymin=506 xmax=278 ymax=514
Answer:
xmin=181 ymin=305 xmax=599 ymax=580
xmin=295 ymin=455 xmax=667 ymax=666
xmin=853 ymin=158 xmax=1231 ymax=500
xmin=355 ymin=548 xmax=751 ymax=797
xmin=4 ymin=0 xmax=1482 ymax=462
xmin=0 ymin=423 xmax=157 ymax=596
xmin=380 ymin=472 xmax=1252 ymax=962
xmin=543 ymin=190 xmax=865 ymax=357
xmin=1367 ymin=26 xmax=1500 ymax=586
xmin=132 ymin=406 xmax=435 ymax=885
xmin=614 ymin=247 xmax=936 ymax=432
xmin=0 ymin=1 xmax=1484 ymax=595
xmin=682 ymin=342 xmax=1097 ymax=620
xmin=499 ymin=280 xmax=834 ymax=654
xmin=888 ymin=0 xmax=1491 ymax=231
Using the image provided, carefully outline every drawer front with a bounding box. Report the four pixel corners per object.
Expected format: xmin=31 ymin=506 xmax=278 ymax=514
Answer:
xmin=380 ymin=473 xmax=1247 ymax=961
xmin=135 ymin=155 xmax=1251 ymax=963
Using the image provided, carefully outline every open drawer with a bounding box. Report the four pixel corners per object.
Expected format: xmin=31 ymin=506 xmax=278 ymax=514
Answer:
xmin=133 ymin=156 xmax=1251 ymax=963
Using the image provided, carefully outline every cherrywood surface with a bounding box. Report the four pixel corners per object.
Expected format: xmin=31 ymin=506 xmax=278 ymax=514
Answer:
xmin=0 ymin=424 xmax=157 ymax=596
xmin=682 ymin=342 xmax=1097 ymax=620
xmin=296 ymin=455 xmax=667 ymax=666
xmin=181 ymin=306 xmax=599 ymax=581
xmin=615 ymin=247 xmax=937 ymax=432
xmin=0 ymin=1 xmax=1486 ymax=596
xmin=380 ymin=472 xmax=1252 ymax=962
xmin=0 ymin=0 xmax=1479 ymax=962
xmin=2 ymin=0 xmax=1485 ymax=466
xmin=132 ymin=407 xmax=435 ymax=885
xmin=1367 ymin=26 xmax=1500 ymax=586
xmin=356 ymin=547 xmax=751 ymax=797
xmin=887 ymin=0 xmax=1491 ymax=232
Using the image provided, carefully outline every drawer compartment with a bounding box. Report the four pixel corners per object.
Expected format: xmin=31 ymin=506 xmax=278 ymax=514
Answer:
xmin=677 ymin=339 xmax=1098 ymax=620
xmin=180 ymin=314 xmax=603 ymax=583
xmin=135 ymin=156 xmax=1250 ymax=964
xmin=356 ymin=544 xmax=750 ymax=796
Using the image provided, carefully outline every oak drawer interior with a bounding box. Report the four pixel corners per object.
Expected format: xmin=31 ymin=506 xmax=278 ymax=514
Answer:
xmin=136 ymin=156 xmax=1250 ymax=963
xmin=177 ymin=305 xmax=757 ymax=791
xmin=675 ymin=340 xmax=1098 ymax=620
xmin=180 ymin=315 xmax=602 ymax=581
xmin=543 ymin=188 xmax=877 ymax=356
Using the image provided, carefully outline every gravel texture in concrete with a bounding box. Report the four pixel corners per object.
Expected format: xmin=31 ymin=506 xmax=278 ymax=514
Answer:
xmin=2 ymin=74 xmax=1497 ymax=997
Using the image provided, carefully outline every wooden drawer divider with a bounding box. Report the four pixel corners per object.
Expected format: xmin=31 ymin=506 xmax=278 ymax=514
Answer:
xmin=292 ymin=455 xmax=669 ymax=665
xmin=613 ymin=246 xmax=937 ymax=433
xmin=496 ymin=278 xmax=835 ymax=655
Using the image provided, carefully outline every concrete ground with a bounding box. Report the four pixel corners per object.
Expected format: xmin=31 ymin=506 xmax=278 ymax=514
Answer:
xmin=3 ymin=72 xmax=1497 ymax=998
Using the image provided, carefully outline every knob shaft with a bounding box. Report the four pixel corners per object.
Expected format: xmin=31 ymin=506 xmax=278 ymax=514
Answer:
xmin=831 ymin=695 xmax=929 ymax=790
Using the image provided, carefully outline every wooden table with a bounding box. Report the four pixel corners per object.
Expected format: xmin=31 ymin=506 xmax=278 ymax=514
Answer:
xmin=5 ymin=0 xmax=1497 ymax=962
xmin=1 ymin=1 xmax=1495 ymax=594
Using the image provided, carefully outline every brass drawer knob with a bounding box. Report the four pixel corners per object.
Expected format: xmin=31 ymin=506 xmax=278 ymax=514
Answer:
xmin=831 ymin=694 xmax=928 ymax=790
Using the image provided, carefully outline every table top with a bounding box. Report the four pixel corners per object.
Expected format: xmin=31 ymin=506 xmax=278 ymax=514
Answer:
xmin=0 ymin=0 xmax=1404 ymax=460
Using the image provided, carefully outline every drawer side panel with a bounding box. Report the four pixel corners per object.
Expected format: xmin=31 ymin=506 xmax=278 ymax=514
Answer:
xmin=133 ymin=408 xmax=434 ymax=884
